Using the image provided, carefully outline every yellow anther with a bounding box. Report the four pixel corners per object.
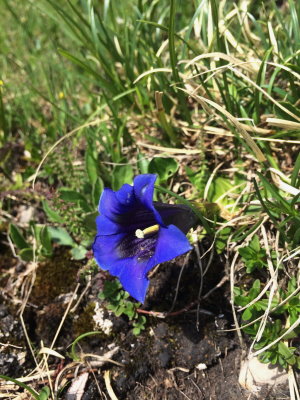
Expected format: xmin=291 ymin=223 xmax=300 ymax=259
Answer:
xmin=135 ymin=224 xmax=159 ymax=239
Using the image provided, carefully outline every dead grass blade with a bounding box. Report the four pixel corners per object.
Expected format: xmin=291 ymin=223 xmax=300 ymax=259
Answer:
xmin=266 ymin=118 xmax=300 ymax=130
xmin=137 ymin=141 xmax=202 ymax=155
xmin=104 ymin=370 xmax=118 ymax=400
xmin=180 ymin=89 xmax=266 ymax=163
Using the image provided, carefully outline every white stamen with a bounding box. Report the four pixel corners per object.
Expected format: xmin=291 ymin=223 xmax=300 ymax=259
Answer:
xmin=135 ymin=224 xmax=160 ymax=239
xmin=135 ymin=229 xmax=144 ymax=239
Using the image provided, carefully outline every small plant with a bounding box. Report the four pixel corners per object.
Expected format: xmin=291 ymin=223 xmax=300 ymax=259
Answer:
xmin=132 ymin=315 xmax=147 ymax=336
xmin=99 ymin=280 xmax=147 ymax=335
xmin=253 ymin=320 xmax=299 ymax=368
xmin=9 ymin=222 xmax=53 ymax=261
xmin=238 ymin=235 xmax=267 ymax=273
xmin=8 ymin=221 xmax=91 ymax=261
xmin=77 ymin=258 xmax=99 ymax=282
xmin=234 ymin=277 xmax=300 ymax=369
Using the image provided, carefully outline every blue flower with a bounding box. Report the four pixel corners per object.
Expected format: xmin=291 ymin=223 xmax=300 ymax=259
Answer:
xmin=92 ymin=174 xmax=196 ymax=303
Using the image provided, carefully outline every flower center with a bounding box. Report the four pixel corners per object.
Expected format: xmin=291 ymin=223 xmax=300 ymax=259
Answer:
xmin=135 ymin=224 xmax=160 ymax=239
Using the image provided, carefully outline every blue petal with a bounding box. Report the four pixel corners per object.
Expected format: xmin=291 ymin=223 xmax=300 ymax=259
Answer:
xmin=115 ymin=183 xmax=135 ymax=206
xmin=93 ymin=233 xmax=150 ymax=302
xmin=96 ymin=215 xmax=123 ymax=235
xmin=118 ymin=224 xmax=192 ymax=303
xmin=148 ymin=224 xmax=192 ymax=270
xmin=99 ymin=186 xmax=135 ymax=220
xmin=119 ymin=258 xmax=150 ymax=303
xmin=93 ymin=233 xmax=127 ymax=273
xmin=133 ymin=174 xmax=164 ymax=226
xmin=133 ymin=174 xmax=156 ymax=209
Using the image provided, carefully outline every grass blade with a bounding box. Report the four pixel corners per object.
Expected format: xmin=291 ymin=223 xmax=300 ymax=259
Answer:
xmin=0 ymin=84 xmax=8 ymax=139
xmin=291 ymin=152 xmax=300 ymax=188
xmin=0 ymin=375 xmax=39 ymax=400
xmin=168 ymin=0 xmax=192 ymax=124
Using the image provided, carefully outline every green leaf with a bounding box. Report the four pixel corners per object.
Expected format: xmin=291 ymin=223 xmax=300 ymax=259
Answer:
xmin=215 ymin=226 xmax=231 ymax=253
xmin=148 ymin=157 xmax=178 ymax=182
xmin=32 ymin=223 xmax=42 ymax=243
xmin=239 ymin=236 xmax=267 ymax=272
xmin=234 ymin=294 xmax=249 ymax=307
xmin=71 ymin=245 xmax=87 ymax=260
xmin=85 ymin=148 xmax=99 ymax=185
xmin=233 ymin=286 xmax=242 ymax=296
xmin=287 ymin=277 xmax=297 ymax=293
xmin=282 ymin=330 xmax=298 ymax=340
xmin=93 ymin=177 xmax=104 ymax=208
xmin=207 ymin=176 xmax=235 ymax=205
xmin=242 ymin=307 xmax=253 ymax=321
xmin=287 ymin=296 xmax=299 ymax=307
xmin=257 ymin=298 xmax=279 ymax=310
xmin=59 ymin=189 xmax=87 ymax=203
xmin=186 ymin=165 xmax=209 ymax=197
xmin=47 ymin=227 xmax=74 ymax=246
xmin=112 ymin=164 xmax=133 ymax=190
xmin=249 ymin=279 xmax=261 ymax=298
xmin=137 ymin=153 xmax=149 ymax=175
xmin=132 ymin=327 xmax=141 ymax=335
xmin=259 ymin=352 xmax=271 ymax=364
xmin=19 ymin=248 xmax=34 ymax=262
xmin=115 ymin=306 xmax=124 ymax=317
xmin=42 ymin=200 xmax=62 ymax=223
xmin=83 ymin=211 xmax=98 ymax=232
xmin=137 ymin=19 xmax=195 ymax=52
xmin=39 ymin=226 xmax=53 ymax=255
xmin=100 ymin=280 xmax=122 ymax=299
xmin=278 ymin=342 xmax=296 ymax=365
xmin=132 ymin=315 xmax=146 ymax=335
xmin=250 ymin=235 xmax=260 ymax=252
xmin=38 ymin=386 xmax=50 ymax=400
xmin=9 ymin=223 xmax=29 ymax=250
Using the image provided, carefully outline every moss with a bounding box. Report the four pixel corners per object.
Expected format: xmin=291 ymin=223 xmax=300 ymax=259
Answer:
xmin=72 ymin=302 xmax=97 ymax=338
xmin=30 ymin=249 xmax=80 ymax=306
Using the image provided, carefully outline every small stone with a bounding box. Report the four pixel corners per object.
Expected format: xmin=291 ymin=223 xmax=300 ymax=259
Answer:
xmin=0 ymin=305 xmax=8 ymax=318
xmin=0 ymin=353 xmax=19 ymax=376
xmin=239 ymin=356 xmax=288 ymax=392
xmin=196 ymin=363 xmax=207 ymax=370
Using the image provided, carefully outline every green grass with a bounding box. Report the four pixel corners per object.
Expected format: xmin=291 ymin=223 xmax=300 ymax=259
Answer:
xmin=0 ymin=0 xmax=300 ymax=397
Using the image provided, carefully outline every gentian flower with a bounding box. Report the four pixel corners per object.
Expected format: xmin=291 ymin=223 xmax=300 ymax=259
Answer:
xmin=92 ymin=174 xmax=197 ymax=303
